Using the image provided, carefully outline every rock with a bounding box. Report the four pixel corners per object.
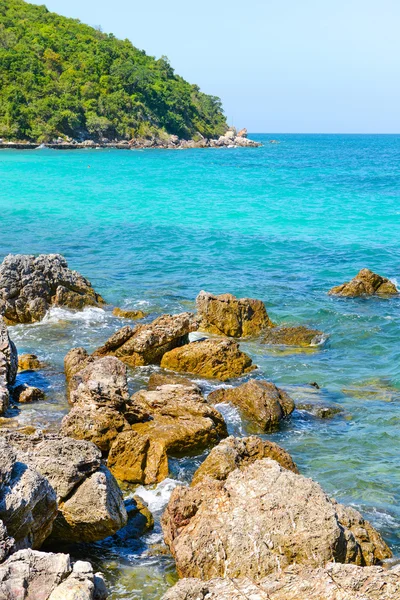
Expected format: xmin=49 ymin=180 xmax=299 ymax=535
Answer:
xmin=147 ymin=371 xmax=200 ymax=392
xmin=12 ymin=384 xmax=45 ymax=403
xmin=329 ymin=269 xmax=398 ymax=297
xmin=93 ymin=312 xmax=199 ymax=367
xmin=50 ymin=465 xmax=127 ymax=543
xmin=296 ymin=401 xmax=343 ymax=418
xmin=0 ymin=549 xmax=108 ymax=600
xmin=261 ymin=325 xmax=325 ymax=346
xmin=61 ymin=354 xmax=131 ymax=451
xmin=162 ymin=563 xmax=400 ymax=600
xmin=237 ymin=128 xmax=248 ymax=138
xmin=18 ymin=353 xmax=43 ymax=371
xmin=162 ymin=459 xmax=391 ymax=580
xmin=192 ymin=436 xmax=298 ymax=485
xmin=196 ymin=290 xmax=273 ymax=337
xmin=0 ymin=438 xmax=57 ymax=549
xmin=61 ymin=404 xmax=129 ymax=452
xmin=0 ymin=254 xmax=105 ymax=325
xmin=112 ymin=307 xmax=146 ymax=320
xmin=112 ymin=495 xmax=154 ymax=542
xmin=161 ymin=339 xmax=255 ymax=381
xmin=0 ymin=433 xmax=127 ymax=544
xmin=107 ymin=385 xmax=227 ymax=484
xmin=208 ymin=379 xmax=294 ymax=431
xmin=0 ymin=318 xmax=18 ymax=415
xmin=0 ymin=519 xmax=13 ymax=562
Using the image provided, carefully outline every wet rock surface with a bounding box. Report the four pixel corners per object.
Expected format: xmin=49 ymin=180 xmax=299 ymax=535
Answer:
xmin=162 ymin=459 xmax=391 ymax=580
xmin=0 ymin=254 xmax=105 ymax=324
xmin=108 ymin=384 xmax=227 ymax=484
xmin=261 ymin=325 xmax=325 ymax=346
xmin=112 ymin=307 xmax=146 ymax=320
xmin=0 ymin=549 xmax=108 ymax=600
xmin=0 ymin=319 xmax=18 ymax=415
xmin=191 ymin=436 xmax=298 ymax=485
xmin=12 ymin=384 xmax=45 ymax=403
xmin=208 ymin=379 xmax=295 ymax=431
xmin=329 ymin=268 xmax=398 ymax=297
xmin=196 ymin=290 xmax=273 ymax=337
xmin=18 ymin=353 xmax=43 ymax=371
xmin=162 ymin=563 xmax=400 ymax=600
xmin=94 ymin=312 xmax=199 ymax=367
xmin=161 ymin=339 xmax=255 ymax=381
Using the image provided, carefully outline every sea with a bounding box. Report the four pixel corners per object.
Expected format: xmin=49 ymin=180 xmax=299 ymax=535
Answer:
xmin=0 ymin=133 xmax=399 ymax=598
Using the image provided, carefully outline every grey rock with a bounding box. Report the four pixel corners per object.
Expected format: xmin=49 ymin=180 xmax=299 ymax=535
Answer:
xmin=0 ymin=318 xmax=18 ymax=415
xmin=0 ymin=254 xmax=104 ymax=325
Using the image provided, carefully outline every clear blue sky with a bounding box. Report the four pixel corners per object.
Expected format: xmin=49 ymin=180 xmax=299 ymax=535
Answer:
xmin=31 ymin=0 xmax=400 ymax=133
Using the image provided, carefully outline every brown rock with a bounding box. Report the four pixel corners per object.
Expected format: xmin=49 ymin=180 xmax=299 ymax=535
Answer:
xmin=329 ymin=269 xmax=398 ymax=297
xmin=93 ymin=312 xmax=199 ymax=367
xmin=162 ymin=459 xmax=391 ymax=581
xmin=18 ymin=354 xmax=43 ymax=371
xmin=296 ymin=401 xmax=343 ymax=418
xmin=147 ymin=371 xmax=200 ymax=392
xmin=108 ymin=385 xmax=227 ymax=484
xmin=161 ymin=339 xmax=255 ymax=381
xmin=12 ymin=384 xmax=45 ymax=404
xmin=208 ymin=379 xmax=294 ymax=431
xmin=113 ymin=307 xmax=146 ymax=319
xmin=60 ymin=404 xmax=129 ymax=452
xmin=68 ymin=356 xmax=129 ymax=410
xmin=236 ymin=128 xmax=248 ymax=138
xmin=196 ymin=290 xmax=273 ymax=337
xmin=64 ymin=347 xmax=91 ymax=387
xmin=162 ymin=563 xmax=400 ymax=600
xmin=0 ymin=254 xmax=105 ymax=325
xmin=192 ymin=435 xmax=298 ymax=485
xmin=262 ymin=325 xmax=325 ymax=346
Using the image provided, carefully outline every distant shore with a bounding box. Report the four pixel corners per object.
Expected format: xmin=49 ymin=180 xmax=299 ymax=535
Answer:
xmin=0 ymin=129 xmax=262 ymax=151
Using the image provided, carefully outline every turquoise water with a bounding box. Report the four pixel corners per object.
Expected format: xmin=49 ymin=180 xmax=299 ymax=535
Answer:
xmin=1 ymin=134 xmax=400 ymax=598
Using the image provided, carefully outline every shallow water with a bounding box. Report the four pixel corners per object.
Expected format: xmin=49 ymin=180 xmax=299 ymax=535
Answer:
xmin=1 ymin=134 xmax=400 ymax=598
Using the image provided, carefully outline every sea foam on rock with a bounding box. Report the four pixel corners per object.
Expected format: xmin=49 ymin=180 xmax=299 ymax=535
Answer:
xmin=162 ymin=459 xmax=391 ymax=580
xmin=0 ymin=254 xmax=105 ymax=325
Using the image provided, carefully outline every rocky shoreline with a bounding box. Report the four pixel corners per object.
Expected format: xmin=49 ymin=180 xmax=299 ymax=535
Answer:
xmin=0 ymin=128 xmax=261 ymax=151
xmin=0 ymin=255 xmax=398 ymax=599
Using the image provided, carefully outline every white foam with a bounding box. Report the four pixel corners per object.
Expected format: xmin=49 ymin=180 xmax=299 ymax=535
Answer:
xmin=134 ymin=478 xmax=184 ymax=514
xmin=41 ymin=306 xmax=107 ymax=325
xmin=389 ymin=277 xmax=398 ymax=289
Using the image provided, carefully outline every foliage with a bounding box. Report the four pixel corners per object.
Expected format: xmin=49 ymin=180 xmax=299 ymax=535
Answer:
xmin=0 ymin=0 xmax=227 ymax=141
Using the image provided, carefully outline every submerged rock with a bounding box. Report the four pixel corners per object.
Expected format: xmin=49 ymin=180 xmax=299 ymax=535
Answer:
xmin=18 ymin=353 xmax=43 ymax=371
xmin=208 ymin=379 xmax=294 ymax=431
xmin=147 ymin=371 xmax=200 ymax=392
xmin=0 ymin=549 xmax=108 ymax=600
xmin=296 ymin=401 xmax=343 ymax=418
xmin=162 ymin=459 xmax=391 ymax=580
xmin=261 ymin=325 xmax=325 ymax=347
xmin=192 ymin=436 xmax=298 ymax=486
xmin=0 ymin=254 xmax=105 ymax=324
xmin=329 ymin=268 xmax=398 ymax=297
xmin=93 ymin=312 xmax=199 ymax=367
xmin=12 ymin=384 xmax=45 ymax=404
xmin=162 ymin=563 xmax=400 ymax=600
xmin=112 ymin=307 xmax=146 ymax=320
xmin=196 ymin=290 xmax=273 ymax=337
xmin=161 ymin=339 xmax=255 ymax=381
xmin=108 ymin=384 xmax=227 ymax=484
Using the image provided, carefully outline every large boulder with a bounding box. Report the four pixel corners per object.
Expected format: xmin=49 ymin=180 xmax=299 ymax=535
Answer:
xmin=191 ymin=436 xmax=298 ymax=486
xmin=61 ymin=354 xmax=131 ymax=451
xmin=161 ymin=339 xmax=255 ymax=381
xmin=107 ymin=384 xmax=227 ymax=485
xmin=0 ymin=318 xmax=18 ymax=415
xmin=261 ymin=325 xmax=325 ymax=347
xmin=162 ymin=459 xmax=391 ymax=580
xmin=208 ymin=379 xmax=295 ymax=431
xmin=329 ymin=269 xmax=398 ymax=297
xmin=0 ymin=549 xmax=108 ymax=600
xmin=0 ymin=433 xmax=127 ymax=544
xmin=93 ymin=312 xmax=199 ymax=367
xmin=0 ymin=254 xmax=105 ymax=324
xmin=162 ymin=563 xmax=400 ymax=600
xmin=196 ymin=291 xmax=273 ymax=337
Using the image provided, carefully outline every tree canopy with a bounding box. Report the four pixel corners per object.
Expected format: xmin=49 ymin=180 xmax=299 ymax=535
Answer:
xmin=0 ymin=0 xmax=228 ymax=142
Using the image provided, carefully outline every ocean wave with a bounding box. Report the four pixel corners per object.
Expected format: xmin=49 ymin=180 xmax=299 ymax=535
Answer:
xmin=41 ymin=306 xmax=107 ymax=325
xmin=133 ymin=478 xmax=184 ymax=514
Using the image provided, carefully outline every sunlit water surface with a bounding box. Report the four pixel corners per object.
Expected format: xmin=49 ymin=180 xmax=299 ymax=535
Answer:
xmin=0 ymin=134 xmax=399 ymax=598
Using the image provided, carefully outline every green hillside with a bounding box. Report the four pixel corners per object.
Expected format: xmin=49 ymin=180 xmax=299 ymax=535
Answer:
xmin=0 ymin=0 xmax=228 ymax=142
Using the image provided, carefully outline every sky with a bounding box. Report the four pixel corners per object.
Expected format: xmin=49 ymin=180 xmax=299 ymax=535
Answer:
xmin=30 ymin=0 xmax=400 ymax=133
